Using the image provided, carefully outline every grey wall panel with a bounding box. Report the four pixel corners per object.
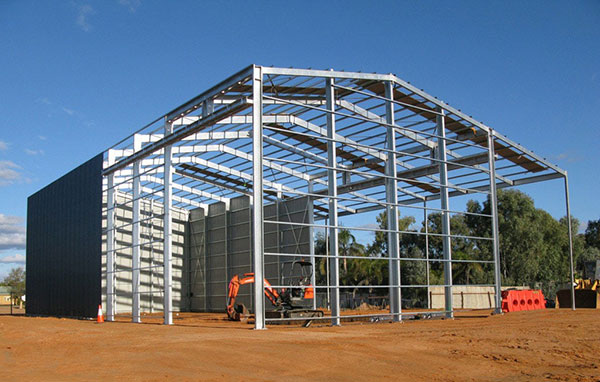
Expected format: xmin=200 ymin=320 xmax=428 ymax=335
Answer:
xmin=278 ymin=197 xmax=310 ymax=257
xmin=227 ymin=196 xmax=254 ymax=310
xmin=188 ymin=208 xmax=206 ymax=311
xmin=26 ymin=154 xmax=103 ymax=318
xmin=205 ymin=202 xmax=226 ymax=311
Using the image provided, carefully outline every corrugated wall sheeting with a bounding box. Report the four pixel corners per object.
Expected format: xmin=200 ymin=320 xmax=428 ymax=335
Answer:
xmin=26 ymin=154 xmax=103 ymax=318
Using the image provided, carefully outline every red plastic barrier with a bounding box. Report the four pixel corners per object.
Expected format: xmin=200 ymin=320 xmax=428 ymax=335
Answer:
xmin=518 ymin=290 xmax=528 ymax=311
xmin=530 ymin=289 xmax=545 ymax=310
xmin=521 ymin=290 xmax=536 ymax=310
xmin=501 ymin=290 xmax=521 ymax=312
xmin=501 ymin=289 xmax=546 ymax=312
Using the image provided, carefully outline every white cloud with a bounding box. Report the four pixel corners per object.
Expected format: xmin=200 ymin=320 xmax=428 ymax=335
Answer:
xmin=24 ymin=149 xmax=44 ymax=156
xmin=356 ymin=223 xmax=380 ymax=230
xmin=118 ymin=0 xmax=141 ymax=13
xmin=62 ymin=107 xmax=75 ymax=116
xmin=0 ymin=161 xmax=22 ymax=185
xmin=0 ymin=215 xmax=23 ymax=233
xmin=553 ymin=152 xmax=583 ymax=164
xmin=579 ymin=221 xmax=588 ymax=234
xmin=76 ymin=4 xmax=95 ymax=32
xmin=0 ymin=141 xmax=7 ymax=151
xmin=0 ymin=254 xmax=25 ymax=264
xmin=38 ymin=135 xmax=47 ymax=141
xmin=0 ymin=214 xmax=25 ymax=251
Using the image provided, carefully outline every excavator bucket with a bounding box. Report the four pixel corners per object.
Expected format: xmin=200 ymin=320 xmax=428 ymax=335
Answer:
xmin=229 ymin=303 xmax=250 ymax=322
xmin=556 ymin=289 xmax=600 ymax=309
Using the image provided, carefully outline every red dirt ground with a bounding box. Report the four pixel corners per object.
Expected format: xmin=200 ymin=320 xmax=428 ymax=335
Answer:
xmin=1 ymin=309 xmax=599 ymax=381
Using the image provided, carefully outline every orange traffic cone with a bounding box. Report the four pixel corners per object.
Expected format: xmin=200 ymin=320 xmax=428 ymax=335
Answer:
xmin=97 ymin=304 xmax=104 ymax=323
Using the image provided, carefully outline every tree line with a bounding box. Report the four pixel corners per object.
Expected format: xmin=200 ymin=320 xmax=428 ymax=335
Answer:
xmin=314 ymin=189 xmax=600 ymax=305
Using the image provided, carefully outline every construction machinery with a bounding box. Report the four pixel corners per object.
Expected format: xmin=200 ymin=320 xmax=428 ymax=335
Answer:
xmin=556 ymin=260 xmax=600 ymax=308
xmin=226 ymin=260 xmax=324 ymax=324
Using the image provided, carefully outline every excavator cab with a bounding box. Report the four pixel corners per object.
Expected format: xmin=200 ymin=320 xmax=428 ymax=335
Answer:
xmin=280 ymin=260 xmax=314 ymax=302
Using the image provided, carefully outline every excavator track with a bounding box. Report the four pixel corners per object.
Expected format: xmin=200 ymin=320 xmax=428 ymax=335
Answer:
xmin=266 ymin=309 xmax=324 ymax=327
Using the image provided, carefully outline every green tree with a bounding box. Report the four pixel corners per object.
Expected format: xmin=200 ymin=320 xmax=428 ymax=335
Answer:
xmin=367 ymin=210 xmax=417 ymax=257
xmin=313 ymin=229 xmax=368 ymax=286
xmin=585 ymin=219 xmax=600 ymax=250
xmin=466 ymin=189 xmax=581 ymax=296
xmin=425 ymin=211 xmax=489 ymax=286
xmin=1 ymin=267 xmax=26 ymax=299
xmin=576 ymin=246 xmax=600 ymax=277
xmin=338 ymin=228 xmax=365 ymax=276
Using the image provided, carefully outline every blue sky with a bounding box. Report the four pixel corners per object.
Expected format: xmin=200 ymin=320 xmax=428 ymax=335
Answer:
xmin=0 ymin=1 xmax=598 ymax=278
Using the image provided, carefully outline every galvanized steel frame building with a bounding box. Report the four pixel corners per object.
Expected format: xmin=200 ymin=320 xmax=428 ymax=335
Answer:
xmin=102 ymin=65 xmax=576 ymax=328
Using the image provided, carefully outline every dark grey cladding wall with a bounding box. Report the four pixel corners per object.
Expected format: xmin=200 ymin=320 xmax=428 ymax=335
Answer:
xmin=26 ymin=154 xmax=103 ymax=318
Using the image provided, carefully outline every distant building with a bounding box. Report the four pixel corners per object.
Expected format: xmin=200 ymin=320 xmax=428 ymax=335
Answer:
xmin=0 ymin=286 xmax=11 ymax=306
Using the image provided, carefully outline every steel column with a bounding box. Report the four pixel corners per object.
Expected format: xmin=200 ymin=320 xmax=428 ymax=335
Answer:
xmin=163 ymin=120 xmax=174 ymax=325
xmin=325 ymin=216 xmax=330 ymax=309
xmin=308 ymin=180 xmax=317 ymax=310
xmin=326 ymin=76 xmax=341 ymax=326
xmin=132 ymin=159 xmax=141 ymax=323
xmin=564 ymin=174 xmax=576 ymax=310
xmin=487 ymin=131 xmax=503 ymax=314
xmin=252 ymin=65 xmax=266 ymax=330
xmin=106 ymin=172 xmax=115 ymax=321
xmin=436 ymin=107 xmax=453 ymax=318
xmin=385 ymin=81 xmax=401 ymax=321
xmin=424 ymin=199 xmax=430 ymax=310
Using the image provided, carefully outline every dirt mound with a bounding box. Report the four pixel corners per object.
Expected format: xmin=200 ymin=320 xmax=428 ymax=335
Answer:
xmin=355 ymin=302 xmax=379 ymax=311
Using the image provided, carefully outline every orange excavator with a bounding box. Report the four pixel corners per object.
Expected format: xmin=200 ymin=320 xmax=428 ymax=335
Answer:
xmin=226 ymin=260 xmax=324 ymax=323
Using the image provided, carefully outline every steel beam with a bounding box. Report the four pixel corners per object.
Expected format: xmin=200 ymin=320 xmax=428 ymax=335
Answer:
xmin=142 ymin=175 xmax=229 ymax=203
xmin=252 ymin=65 xmax=266 ymax=330
xmin=163 ymin=120 xmax=174 ymax=325
xmin=103 ymin=97 xmax=250 ymax=176
xmin=564 ymin=174 xmax=576 ymax=310
xmin=166 ymin=64 xmax=253 ymax=122
xmin=131 ymin=135 xmax=142 ymax=323
xmin=424 ymin=199 xmax=430 ymax=310
xmin=488 ymin=131 xmax=502 ymax=314
xmin=308 ymin=180 xmax=317 ymax=310
xmin=437 ymin=107 xmax=453 ymax=319
xmin=393 ymin=172 xmax=564 ymax=208
xmin=263 ymin=135 xmax=329 ymax=165
xmin=326 ymin=76 xmax=341 ymax=326
xmin=261 ymin=66 xmax=393 ymax=81
xmin=385 ymin=82 xmax=401 ymax=322
xmin=337 ymin=99 xmax=435 ymax=150
xmin=132 ymin=158 xmax=141 ymax=323
xmin=390 ymin=74 xmax=565 ymax=176
xmin=288 ymin=115 xmax=386 ymax=162
xmin=106 ymin=172 xmax=115 ymax=321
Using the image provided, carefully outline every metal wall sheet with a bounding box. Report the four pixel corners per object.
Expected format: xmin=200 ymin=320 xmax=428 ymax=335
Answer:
xmin=26 ymin=154 xmax=103 ymax=318
xmin=188 ymin=208 xmax=206 ymax=311
xmin=205 ymin=202 xmax=227 ymax=311
xmin=227 ymin=196 xmax=253 ymax=310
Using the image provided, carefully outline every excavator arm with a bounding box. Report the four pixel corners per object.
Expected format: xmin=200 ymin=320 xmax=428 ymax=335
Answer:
xmin=226 ymin=273 xmax=280 ymax=321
